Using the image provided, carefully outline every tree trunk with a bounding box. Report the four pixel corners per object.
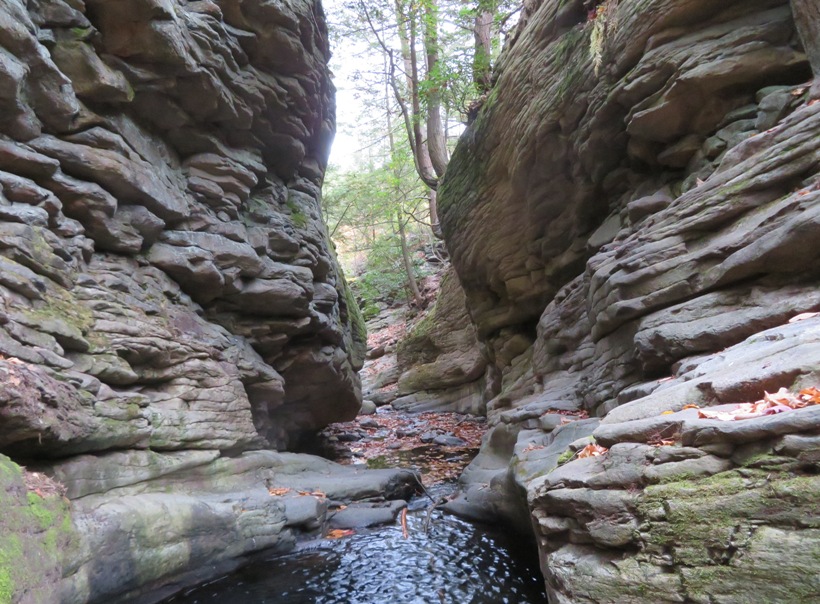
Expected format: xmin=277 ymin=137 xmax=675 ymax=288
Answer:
xmin=791 ymin=0 xmax=820 ymax=97
xmin=423 ymin=0 xmax=449 ymax=177
xmin=393 ymin=0 xmax=439 ymax=188
xmin=397 ymin=209 xmax=423 ymax=307
xmin=428 ymin=188 xmax=442 ymax=238
xmin=386 ymin=56 xmax=425 ymax=306
xmin=473 ymin=6 xmax=493 ymax=92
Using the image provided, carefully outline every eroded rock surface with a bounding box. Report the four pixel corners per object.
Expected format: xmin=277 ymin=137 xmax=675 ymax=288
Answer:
xmin=393 ymin=267 xmax=486 ymax=414
xmin=440 ymin=0 xmax=820 ymax=600
xmin=0 ymin=0 xmax=378 ymax=601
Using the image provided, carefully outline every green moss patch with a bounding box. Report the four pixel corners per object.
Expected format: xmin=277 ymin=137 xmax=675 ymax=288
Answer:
xmin=637 ymin=468 xmax=819 ymax=568
xmin=0 ymin=456 xmax=78 ymax=603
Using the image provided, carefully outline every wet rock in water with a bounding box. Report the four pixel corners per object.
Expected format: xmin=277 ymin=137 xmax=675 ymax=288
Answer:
xmin=337 ymin=432 xmax=364 ymax=443
xmin=434 ymin=434 xmax=468 ymax=447
xmin=420 ymin=431 xmax=440 ymax=443
xmin=359 ymin=417 xmax=381 ymax=428
xmin=328 ymin=500 xmax=407 ymax=529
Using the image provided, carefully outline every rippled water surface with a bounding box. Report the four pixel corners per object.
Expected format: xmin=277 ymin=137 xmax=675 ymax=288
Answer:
xmin=167 ymin=509 xmax=547 ymax=604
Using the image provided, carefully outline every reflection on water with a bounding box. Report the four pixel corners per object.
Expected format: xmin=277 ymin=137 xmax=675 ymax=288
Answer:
xmin=165 ymin=510 xmax=547 ymax=604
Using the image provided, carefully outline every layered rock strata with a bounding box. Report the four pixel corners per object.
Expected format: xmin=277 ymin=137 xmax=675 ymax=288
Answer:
xmin=0 ymin=0 xmax=381 ymax=601
xmin=439 ymin=0 xmax=820 ymax=600
xmin=392 ymin=267 xmax=487 ymax=414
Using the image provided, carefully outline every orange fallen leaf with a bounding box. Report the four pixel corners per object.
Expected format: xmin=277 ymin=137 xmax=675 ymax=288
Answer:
xmin=297 ymin=490 xmax=327 ymax=498
xmin=696 ymin=387 xmax=818 ymax=421
xmin=267 ymin=487 xmax=292 ymax=496
xmin=577 ymin=443 xmax=608 ymax=458
xmin=682 ymin=404 xmax=700 ymax=410
xmin=798 ymin=387 xmax=820 ymax=405
xmin=326 ymin=529 xmax=355 ymax=539
xmin=400 ymin=508 xmax=409 ymax=539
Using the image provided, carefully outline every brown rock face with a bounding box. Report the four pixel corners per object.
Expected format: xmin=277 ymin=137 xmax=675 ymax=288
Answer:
xmin=440 ymin=0 xmax=819 ymax=601
xmin=0 ymin=0 xmax=371 ymax=600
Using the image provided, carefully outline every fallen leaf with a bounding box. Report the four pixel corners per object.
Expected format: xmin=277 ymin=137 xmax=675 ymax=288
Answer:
xmin=798 ymin=387 xmax=820 ymax=405
xmin=682 ymin=404 xmax=700 ymax=410
xmin=268 ymin=487 xmax=292 ymax=496
xmin=661 ymin=410 xmax=674 ymax=415
xmin=789 ymin=312 xmax=820 ymax=323
xmin=326 ymin=529 xmax=355 ymax=540
xmin=696 ymin=386 xmax=819 ymax=421
xmin=400 ymin=508 xmax=409 ymax=539
xmin=297 ymin=490 xmax=326 ymax=498
xmin=577 ymin=443 xmax=608 ymax=458
xmin=522 ymin=443 xmax=545 ymax=453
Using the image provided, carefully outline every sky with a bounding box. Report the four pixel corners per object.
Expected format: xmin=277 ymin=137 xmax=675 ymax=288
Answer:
xmin=324 ymin=0 xmax=370 ymax=171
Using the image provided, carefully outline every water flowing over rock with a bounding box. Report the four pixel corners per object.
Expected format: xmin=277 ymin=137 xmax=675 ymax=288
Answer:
xmin=439 ymin=0 xmax=820 ymax=600
xmin=0 ymin=0 xmax=391 ymax=601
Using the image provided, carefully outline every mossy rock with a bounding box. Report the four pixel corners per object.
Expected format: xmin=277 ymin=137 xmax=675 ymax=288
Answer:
xmin=0 ymin=455 xmax=78 ymax=604
xmin=635 ymin=468 xmax=820 ymax=601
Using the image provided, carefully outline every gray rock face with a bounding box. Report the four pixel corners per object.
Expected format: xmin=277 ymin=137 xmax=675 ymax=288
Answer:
xmin=0 ymin=0 xmax=373 ymax=601
xmin=394 ymin=266 xmax=487 ymax=413
xmin=439 ymin=0 xmax=820 ymax=600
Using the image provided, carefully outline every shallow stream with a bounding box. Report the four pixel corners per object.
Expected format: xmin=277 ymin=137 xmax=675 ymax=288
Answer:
xmin=164 ymin=410 xmax=548 ymax=604
xmin=165 ymin=505 xmax=547 ymax=604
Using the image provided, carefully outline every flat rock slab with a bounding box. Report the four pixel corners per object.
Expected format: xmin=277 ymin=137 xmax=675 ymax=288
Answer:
xmin=328 ymin=500 xmax=407 ymax=529
xmin=266 ymin=452 xmax=420 ymax=502
xmin=595 ymin=405 xmax=820 ymax=448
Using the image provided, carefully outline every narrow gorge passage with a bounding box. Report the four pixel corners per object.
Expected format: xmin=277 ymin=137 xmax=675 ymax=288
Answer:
xmin=157 ymin=304 xmax=548 ymax=604
xmin=0 ymin=0 xmax=818 ymax=603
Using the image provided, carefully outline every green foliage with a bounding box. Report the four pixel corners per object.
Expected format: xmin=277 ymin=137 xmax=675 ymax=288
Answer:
xmin=26 ymin=492 xmax=56 ymax=530
xmin=350 ymin=236 xmax=414 ymax=308
xmin=556 ymin=449 xmax=575 ymax=466
xmin=366 ymin=455 xmax=391 ymax=469
xmin=286 ymin=199 xmax=308 ymax=228
xmin=324 ymin=141 xmax=434 ymax=313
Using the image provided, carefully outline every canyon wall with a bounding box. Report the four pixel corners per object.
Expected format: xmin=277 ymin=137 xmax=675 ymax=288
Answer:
xmin=439 ymin=0 xmax=820 ymax=600
xmin=0 ymin=0 xmax=387 ymax=601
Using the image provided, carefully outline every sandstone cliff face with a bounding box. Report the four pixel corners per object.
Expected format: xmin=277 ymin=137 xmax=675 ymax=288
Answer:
xmin=0 ymin=0 xmax=372 ymax=601
xmin=440 ymin=0 xmax=820 ymax=600
xmin=392 ymin=266 xmax=487 ymax=414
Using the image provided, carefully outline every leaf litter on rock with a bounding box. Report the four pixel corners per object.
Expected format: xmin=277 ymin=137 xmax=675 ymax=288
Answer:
xmin=319 ymin=410 xmax=487 ymax=486
xmin=689 ymin=387 xmax=820 ymax=421
xmin=577 ymin=443 xmax=608 ymax=458
xmin=696 ymin=387 xmax=820 ymax=421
